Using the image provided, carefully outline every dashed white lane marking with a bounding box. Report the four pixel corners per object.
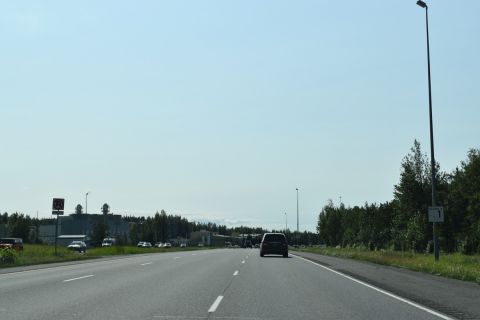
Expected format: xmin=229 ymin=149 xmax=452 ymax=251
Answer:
xmin=63 ymin=274 xmax=94 ymax=283
xmin=174 ymin=257 xmax=181 ymax=260
xmin=140 ymin=262 xmax=152 ymax=266
xmin=291 ymin=254 xmax=453 ymax=320
xmin=233 ymin=270 xmax=239 ymax=276
xmin=191 ymin=253 xmax=197 ymax=256
xmin=241 ymin=260 xmax=245 ymax=264
xmin=208 ymin=295 xmax=224 ymax=313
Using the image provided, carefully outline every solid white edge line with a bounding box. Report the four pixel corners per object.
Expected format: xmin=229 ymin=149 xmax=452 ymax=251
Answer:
xmin=291 ymin=254 xmax=453 ymax=320
xmin=63 ymin=274 xmax=94 ymax=283
xmin=233 ymin=270 xmax=239 ymax=276
xmin=208 ymin=295 xmax=224 ymax=313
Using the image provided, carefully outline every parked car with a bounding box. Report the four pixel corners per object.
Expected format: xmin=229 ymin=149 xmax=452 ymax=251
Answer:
xmin=180 ymin=243 xmax=187 ymax=248
xmin=101 ymin=238 xmax=115 ymax=247
xmin=137 ymin=241 xmax=145 ymax=247
xmin=141 ymin=242 xmax=152 ymax=248
xmin=0 ymin=238 xmax=24 ymax=251
xmin=67 ymin=241 xmax=87 ymax=253
xmin=260 ymin=233 xmax=288 ymax=257
xmin=163 ymin=242 xmax=172 ymax=248
xmin=155 ymin=242 xmax=163 ymax=248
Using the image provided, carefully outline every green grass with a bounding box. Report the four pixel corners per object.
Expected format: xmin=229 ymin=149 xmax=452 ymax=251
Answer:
xmin=295 ymin=246 xmax=480 ymax=285
xmin=0 ymin=244 xmax=212 ymax=268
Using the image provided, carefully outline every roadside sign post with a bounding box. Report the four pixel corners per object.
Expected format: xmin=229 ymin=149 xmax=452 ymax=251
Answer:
xmin=52 ymin=198 xmax=65 ymax=255
xmin=428 ymin=206 xmax=444 ymax=259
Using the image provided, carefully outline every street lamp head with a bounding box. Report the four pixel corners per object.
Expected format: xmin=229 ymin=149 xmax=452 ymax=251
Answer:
xmin=416 ymin=0 xmax=427 ymax=8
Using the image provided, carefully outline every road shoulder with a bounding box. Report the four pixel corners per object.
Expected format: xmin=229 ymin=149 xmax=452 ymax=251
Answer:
xmin=292 ymin=250 xmax=480 ymax=320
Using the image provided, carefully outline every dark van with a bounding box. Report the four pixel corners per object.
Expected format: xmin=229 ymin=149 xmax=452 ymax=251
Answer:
xmin=260 ymin=233 xmax=288 ymax=257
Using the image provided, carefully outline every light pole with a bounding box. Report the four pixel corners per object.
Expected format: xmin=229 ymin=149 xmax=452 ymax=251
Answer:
xmin=417 ymin=0 xmax=439 ymax=261
xmin=85 ymin=192 xmax=90 ymax=214
xmin=296 ymin=188 xmax=299 ymax=246
xmin=284 ymin=212 xmax=287 ymax=234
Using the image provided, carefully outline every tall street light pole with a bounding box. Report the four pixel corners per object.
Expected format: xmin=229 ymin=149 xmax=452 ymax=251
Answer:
xmin=285 ymin=212 xmax=287 ymax=234
xmin=85 ymin=192 xmax=90 ymax=214
xmin=296 ymin=188 xmax=299 ymax=246
xmin=417 ymin=0 xmax=439 ymax=261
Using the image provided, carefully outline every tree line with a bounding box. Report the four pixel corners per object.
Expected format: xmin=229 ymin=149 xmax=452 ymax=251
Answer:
xmin=317 ymin=141 xmax=480 ymax=254
xmin=1 ymin=209 xmax=320 ymax=246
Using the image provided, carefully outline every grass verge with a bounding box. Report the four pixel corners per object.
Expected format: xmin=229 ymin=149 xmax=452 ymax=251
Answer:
xmin=0 ymin=244 xmax=213 ymax=269
xmin=295 ymin=246 xmax=480 ymax=285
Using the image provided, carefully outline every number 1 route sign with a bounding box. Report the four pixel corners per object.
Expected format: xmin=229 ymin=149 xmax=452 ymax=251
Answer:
xmin=428 ymin=206 xmax=444 ymax=223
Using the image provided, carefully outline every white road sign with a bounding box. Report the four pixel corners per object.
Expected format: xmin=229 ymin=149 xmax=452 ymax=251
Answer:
xmin=428 ymin=206 xmax=444 ymax=223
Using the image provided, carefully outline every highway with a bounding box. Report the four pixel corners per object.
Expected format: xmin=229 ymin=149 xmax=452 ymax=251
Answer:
xmin=0 ymin=249 xmax=453 ymax=320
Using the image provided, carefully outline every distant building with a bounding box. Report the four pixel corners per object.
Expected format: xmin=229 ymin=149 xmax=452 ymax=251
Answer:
xmin=38 ymin=213 xmax=130 ymax=245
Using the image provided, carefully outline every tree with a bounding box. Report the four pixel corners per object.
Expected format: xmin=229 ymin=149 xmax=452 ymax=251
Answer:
xmin=75 ymin=204 xmax=83 ymax=214
xmin=7 ymin=213 xmax=31 ymax=241
xmin=102 ymin=203 xmax=110 ymax=215
xmin=91 ymin=220 xmax=107 ymax=246
xmin=446 ymin=149 xmax=480 ymax=254
xmin=392 ymin=140 xmax=430 ymax=251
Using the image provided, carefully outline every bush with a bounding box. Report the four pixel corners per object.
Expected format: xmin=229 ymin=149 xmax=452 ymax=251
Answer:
xmin=0 ymin=248 xmax=19 ymax=264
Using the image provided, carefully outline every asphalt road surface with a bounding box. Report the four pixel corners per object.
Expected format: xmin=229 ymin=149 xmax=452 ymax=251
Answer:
xmin=0 ymin=249 xmax=455 ymax=320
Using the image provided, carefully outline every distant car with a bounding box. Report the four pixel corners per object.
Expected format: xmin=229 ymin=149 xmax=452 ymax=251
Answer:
xmin=260 ymin=233 xmax=288 ymax=257
xmin=244 ymin=240 xmax=253 ymax=248
xmin=101 ymin=238 xmax=115 ymax=247
xmin=67 ymin=241 xmax=87 ymax=253
xmin=155 ymin=242 xmax=163 ymax=248
xmin=142 ymin=242 xmax=152 ymax=248
xmin=225 ymin=242 xmax=232 ymax=248
xmin=163 ymin=242 xmax=172 ymax=248
xmin=137 ymin=241 xmax=152 ymax=248
xmin=197 ymin=243 xmax=204 ymax=247
xmin=180 ymin=243 xmax=187 ymax=248
xmin=254 ymin=243 xmax=260 ymax=249
xmin=0 ymin=238 xmax=23 ymax=251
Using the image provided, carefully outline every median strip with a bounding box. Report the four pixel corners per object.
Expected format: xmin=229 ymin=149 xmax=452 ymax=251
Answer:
xmin=63 ymin=274 xmax=94 ymax=283
xmin=208 ymin=295 xmax=224 ymax=313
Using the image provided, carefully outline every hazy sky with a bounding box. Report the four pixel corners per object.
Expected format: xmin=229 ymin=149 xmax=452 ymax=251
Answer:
xmin=1 ymin=1 xmax=479 ymax=231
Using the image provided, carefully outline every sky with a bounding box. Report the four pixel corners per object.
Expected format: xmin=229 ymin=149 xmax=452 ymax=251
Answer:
xmin=1 ymin=1 xmax=479 ymax=232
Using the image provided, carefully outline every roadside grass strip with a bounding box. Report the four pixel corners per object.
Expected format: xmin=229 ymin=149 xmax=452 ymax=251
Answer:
xmin=296 ymin=247 xmax=480 ymax=284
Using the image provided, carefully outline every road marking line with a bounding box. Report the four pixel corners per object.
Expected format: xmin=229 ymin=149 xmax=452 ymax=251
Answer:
xmin=233 ymin=270 xmax=239 ymax=276
xmin=191 ymin=253 xmax=197 ymax=256
xmin=208 ymin=295 xmax=224 ymax=313
xmin=241 ymin=260 xmax=245 ymax=264
xmin=291 ymin=254 xmax=453 ymax=320
xmin=63 ymin=274 xmax=94 ymax=283
xmin=140 ymin=262 xmax=152 ymax=266
xmin=174 ymin=256 xmax=181 ymax=260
